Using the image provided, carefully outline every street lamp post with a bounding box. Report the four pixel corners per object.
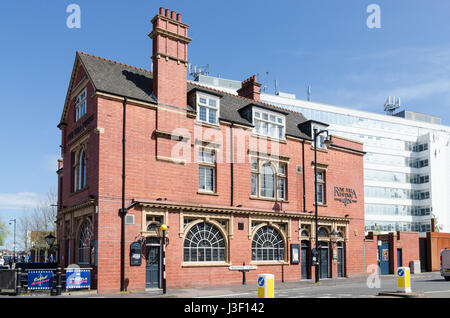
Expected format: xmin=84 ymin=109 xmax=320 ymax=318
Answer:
xmin=9 ymin=219 xmax=16 ymax=263
xmin=313 ymin=128 xmax=332 ymax=284
xmin=160 ymin=223 xmax=168 ymax=294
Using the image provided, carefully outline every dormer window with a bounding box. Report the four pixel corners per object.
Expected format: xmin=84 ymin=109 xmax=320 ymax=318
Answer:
xmin=253 ymin=107 xmax=285 ymax=140
xmin=75 ymin=89 xmax=87 ymax=122
xmin=197 ymin=93 xmax=220 ymax=125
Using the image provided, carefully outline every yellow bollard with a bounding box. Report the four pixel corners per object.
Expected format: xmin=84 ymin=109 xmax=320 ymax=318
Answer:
xmin=396 ymin=267 xmax=411 ymax=293
xmin=257 ymin=274 xmax=274 ymax=298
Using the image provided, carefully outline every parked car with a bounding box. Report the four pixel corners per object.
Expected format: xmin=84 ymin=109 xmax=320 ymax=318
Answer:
xmin=441 ymin=248 xmax=450 ymax=281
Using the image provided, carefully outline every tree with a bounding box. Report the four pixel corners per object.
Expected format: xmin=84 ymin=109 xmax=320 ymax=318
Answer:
xmin=18 ymin=188 xmax=57 ymax=255
xmin=0 ymin=219 xmax=10 ymax=247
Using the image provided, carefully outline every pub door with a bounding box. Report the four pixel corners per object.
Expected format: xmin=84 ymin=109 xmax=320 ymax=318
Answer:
xmin=145 ymin=239 xmax=161 ymax=289
xmin=318 ymin=242 xmax=330 ymax=279
xmin=337 ymin=242 xmax=345 ymax=278
xmin=301 ymin=241 xmax=310 ymax=280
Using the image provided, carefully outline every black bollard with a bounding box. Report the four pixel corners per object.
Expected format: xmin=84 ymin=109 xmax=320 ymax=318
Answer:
xmin=56 ymin=267 xmax=62 ymax=296
xmin=242 ymin=262 xmax=246 ymax=285
xmin=15 ymin=268 xmax=22 ymax=296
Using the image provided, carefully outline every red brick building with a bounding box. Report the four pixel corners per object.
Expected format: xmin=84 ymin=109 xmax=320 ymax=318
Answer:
xmin=56 ymin=7 xmax=369 ymax=293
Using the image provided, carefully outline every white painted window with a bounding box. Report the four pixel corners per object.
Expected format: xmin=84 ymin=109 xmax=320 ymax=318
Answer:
xmin=198 ymin=148 xmax=216 ymax=192
xmin=253 ymin=107 xmax=285 ymax=140
xmin=251 ymin=159 xmax=287 ymax=200
xmin=316 ymin=171 xmax=325 ymax=204
xmin=75 ymin=89 xmax=87 ymax=121
xmin=197 ymin=93 xmax=220 ymax=125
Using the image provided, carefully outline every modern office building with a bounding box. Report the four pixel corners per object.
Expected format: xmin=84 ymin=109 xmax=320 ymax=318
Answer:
xmin=194 ymin=75 xmax=450 ymax=234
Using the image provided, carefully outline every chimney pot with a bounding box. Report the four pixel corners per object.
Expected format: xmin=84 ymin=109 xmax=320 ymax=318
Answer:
xmin=171 ymin=11 xmax=176 ymax=20
xmin=159 ymin=7 xmax=164 ymax=15
xmin=165 ymin=9 xmax=170 ymax=17
xmin=177 ymin=13 xmax=182 ymax=21
xmin=237 ymin=74 xmax=261 ymax=102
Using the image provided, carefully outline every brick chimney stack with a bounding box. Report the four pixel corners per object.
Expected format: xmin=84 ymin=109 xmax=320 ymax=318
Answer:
xmin=149 ymin=7 xmax=191 ymax=108
xmin=237 ymin=75 xmax=262 ymax=102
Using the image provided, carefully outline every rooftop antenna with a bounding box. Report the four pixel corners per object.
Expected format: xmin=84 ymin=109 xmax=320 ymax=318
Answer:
xmin=275 ymin=80 xmax=278 ymax=94
xmin=188 ymin=63 xmax=210 ymax=81
xmin=307 ymin=85 xmax=311 ymax=101
xmin=384 ymin=96 xmax=401 ymax=115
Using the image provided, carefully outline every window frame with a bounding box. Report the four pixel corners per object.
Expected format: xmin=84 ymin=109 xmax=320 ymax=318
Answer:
xmin=251 ymin=225 xmax=285 ymax=262
xmin=316 ymin=170 xmax=326 ymax=204
xmin=251 ymin=158 xmax=287 ymax=201
xmin=183 ymin=221 xmax=227 ymax=263
xmin=75 ymin=88 xmax=87 ymax=122
xmin=198 ymin=148 xmax=216 ymax=193
xmin=252 ymin=107 xmax=286 ymax=140
xmin=78 ymin=219 xmax=93 ymax=265
xmin=196 ymin=93 xmax=220 ymax=126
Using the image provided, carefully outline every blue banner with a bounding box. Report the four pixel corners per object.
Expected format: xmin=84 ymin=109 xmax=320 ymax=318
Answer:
xmin=28 ymin=271 xmax=53 ymax=290
xmin=66 ymin=269 xmax=90 ymax=289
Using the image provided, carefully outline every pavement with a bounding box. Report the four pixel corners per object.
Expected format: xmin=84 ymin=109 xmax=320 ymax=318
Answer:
xmin=58 ymin=271 xmax=450 ymax=298
xmin=4 ymin=271 xmax=449 ymax=298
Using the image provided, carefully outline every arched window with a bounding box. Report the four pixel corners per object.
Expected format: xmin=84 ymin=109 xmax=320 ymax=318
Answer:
xmin=78 ymin=220 xmax=93 ymax=264
xmin=260 ymin=163 xmax=275 ymax=198
xmin=252 ymin=226 xmax=285 ymax=261
xmin=183 ymin=222 xmax=226 ymax=262
xmin=78 ymin=150 xmax=86 ymax=189
xmin=318 ymin=227 xmax=329 ymax=238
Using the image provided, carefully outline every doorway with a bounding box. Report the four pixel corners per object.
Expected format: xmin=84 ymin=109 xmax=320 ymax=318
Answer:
xmin=378 ymin=242 xmax=390 ymax=274
xmin=397 ymin=248 xmax=402 ymax=268
xmin=301 ymin=240 xmax=310 ymax=280
xmin=318 ymin=241 xmax=330 ymax=279
xmin=145 ymin=238 xmax=161 ymax=289
xmin=337 ymin=241 xmax=345 ymax=277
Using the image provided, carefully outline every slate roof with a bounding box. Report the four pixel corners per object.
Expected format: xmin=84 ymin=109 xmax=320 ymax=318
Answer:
xmin=75 ymin=52 xmax=313 ymax=140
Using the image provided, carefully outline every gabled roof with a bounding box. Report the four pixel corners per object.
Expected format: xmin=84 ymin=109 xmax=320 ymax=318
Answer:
xmin=78 ymin=52 xmax=157 ymax=104
xmin=60 ymin=52 xmax=313 ymax=140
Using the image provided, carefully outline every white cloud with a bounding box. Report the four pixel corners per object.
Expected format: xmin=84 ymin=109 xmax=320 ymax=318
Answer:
xmin=0 ymin=192 xmax=43 ymax=211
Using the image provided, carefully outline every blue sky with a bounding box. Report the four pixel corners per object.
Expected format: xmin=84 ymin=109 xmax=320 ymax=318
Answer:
xmin=0 ymin=0 xmax=449 ymax=248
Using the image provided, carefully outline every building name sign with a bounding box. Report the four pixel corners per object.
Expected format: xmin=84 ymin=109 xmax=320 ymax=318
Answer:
xmin=334 ymin=186 xmax=357 ymax=206
xmin=67 ymin=114 xmax=95 ymax=141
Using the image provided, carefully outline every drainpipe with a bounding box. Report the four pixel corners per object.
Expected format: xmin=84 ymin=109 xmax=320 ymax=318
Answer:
xmin=120 ymin=97 xmax=128 ymax=292
xmin=302 ymin=140 xmax=306 ymax=212
xmin=230 ymin=123 xmax=234 ymax=206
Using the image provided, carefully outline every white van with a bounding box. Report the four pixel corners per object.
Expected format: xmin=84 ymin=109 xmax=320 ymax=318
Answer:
xmin=441 ymin=249 xmax=450 ymax=281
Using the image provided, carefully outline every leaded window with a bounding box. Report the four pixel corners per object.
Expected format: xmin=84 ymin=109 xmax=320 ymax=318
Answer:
xmin=78 ymin=220 xmax=93 ymax=264
xmin=183 ymin=222 xmax=226 ymax=262
xmin=252 ymin=226 xmax=285 ymax=261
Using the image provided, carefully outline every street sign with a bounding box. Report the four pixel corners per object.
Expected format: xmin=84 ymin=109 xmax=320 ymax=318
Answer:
xmin=257 ymin=274 xmax=274 ymax=298
xmin=396 ymin=266 xmax=411 ymax=293
xmin=229 ymin=266 xmax=257 ymax=271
